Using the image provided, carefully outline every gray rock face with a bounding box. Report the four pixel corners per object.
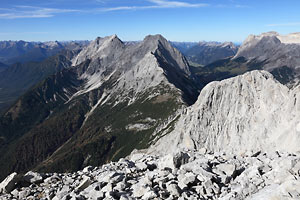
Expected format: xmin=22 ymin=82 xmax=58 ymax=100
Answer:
xmin=1 ymin=150 xmax=300 ymax=200
xmin=150 ymin=70 xmax=300 ymax=155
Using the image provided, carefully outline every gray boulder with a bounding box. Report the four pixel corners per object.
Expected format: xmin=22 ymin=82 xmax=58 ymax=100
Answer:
xmin=0 ymin=172 xmax=18 ymax=193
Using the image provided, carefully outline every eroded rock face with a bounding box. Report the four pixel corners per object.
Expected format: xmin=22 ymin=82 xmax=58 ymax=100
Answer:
xmin=150 ymin=70 xmax=300 ymax=155
xmin=1 ymin=150 xmax=300 ymax=200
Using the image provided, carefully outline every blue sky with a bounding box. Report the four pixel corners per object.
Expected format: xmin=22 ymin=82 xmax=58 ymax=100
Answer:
xmin=0 ymin=0 xmax=300 ymax=42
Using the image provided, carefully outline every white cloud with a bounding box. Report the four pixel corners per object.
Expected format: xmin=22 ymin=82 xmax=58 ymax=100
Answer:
xmin=101 ymin=6 xmax=142 ymax=12
xmin=234 ymin=5 xmax=250 ymax=8
xmin=0 ymin=5 xmax=79 ymax=19
xmin=267 ymin=22 xmax=300 ymax=27
xmin=216 ymin=4 xmax=250 ymax=8
xmin=147 ymin=0 xmax=208 ymax=8
xmin=0 ymin=0 xmax=209 ymax=19
xmin=95 ymin=0 xmax=108 ymax=3
xmin=100 ymin=0 xmax=208 ymax=12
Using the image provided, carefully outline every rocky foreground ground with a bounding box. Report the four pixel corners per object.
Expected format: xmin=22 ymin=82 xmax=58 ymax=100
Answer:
xmin=1 ymin=150 xmax=300 ymax=200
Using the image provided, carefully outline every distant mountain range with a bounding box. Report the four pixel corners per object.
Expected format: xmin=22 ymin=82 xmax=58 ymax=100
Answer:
xmin=170 ymin=41 xmax=239 ymax=66
xmin=185 ymin=42 xmax=238 ymax=66
xmin=1 ymin=39 xmax=237 ymax=67
xmin=0 ymin=40 xmax=89 ymax=114
xmin=0 ymin=50 xmax=77 ymax=114
xmin=169 ymin=42 xmax=198 ymax=53
xmin=0 ymin=40 xmax=89 ymax=65
xmin=0 ymin=39 xmax=238 ymax=114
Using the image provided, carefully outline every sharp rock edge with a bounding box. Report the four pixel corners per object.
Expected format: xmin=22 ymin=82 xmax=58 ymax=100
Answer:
xmin=149 ymin=70 xmax=300 ymax=156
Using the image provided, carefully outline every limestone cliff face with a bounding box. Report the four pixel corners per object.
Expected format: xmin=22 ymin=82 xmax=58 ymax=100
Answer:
xmin=151 ymin=70 xmax=300 ymax=155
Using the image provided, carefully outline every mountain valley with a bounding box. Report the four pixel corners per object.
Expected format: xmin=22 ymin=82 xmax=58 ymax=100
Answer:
xmin=0 ymin=40 xmax=88 ymax=65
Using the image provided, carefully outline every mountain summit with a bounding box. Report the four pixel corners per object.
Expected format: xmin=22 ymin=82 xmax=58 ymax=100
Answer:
xmin=72 ymin=35 xmax=124 ymax=66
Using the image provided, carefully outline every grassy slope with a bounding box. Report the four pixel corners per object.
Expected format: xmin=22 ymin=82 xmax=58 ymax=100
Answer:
xmin=35 ymin=84 xmax=182 ymax=173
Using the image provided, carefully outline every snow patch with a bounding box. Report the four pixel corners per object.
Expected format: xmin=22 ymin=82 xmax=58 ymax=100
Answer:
xmin=126 ymin=123 xmax=152 ymax=131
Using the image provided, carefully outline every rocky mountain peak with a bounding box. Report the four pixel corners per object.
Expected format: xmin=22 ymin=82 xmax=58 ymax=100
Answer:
xmin=42 ymin=41 xmax=64 ymax=49
xmin=234 ymin=32 xmax=283 ymax=60
xmin=144 ymin=34 xmax=166 ymax=43
xmin=72 ymin=34 xmax=124 ymax=66
xmin=94 ymin=34 xmax=119 ymax=44
xmin=198 ymin=41 xmax=220 ymax=46
xmin=139 ymin=34 xmax=191 ymax=76
xmin=141 ymin=34 xmax=182 ymax=53
xmin=232 ymin=32 xmax=300 ymax=83
xmin=235 ymin=32 xmax=300 ymax=59
xmin=221 ymin=42 xmax=236 ymax=49
xmin=137 ymin=34 xmax=171 ymax=54
xmin=262 ymin=31 xmax=280 ymax=37
xmin=241 ymin=32 xmax=280 ymax=45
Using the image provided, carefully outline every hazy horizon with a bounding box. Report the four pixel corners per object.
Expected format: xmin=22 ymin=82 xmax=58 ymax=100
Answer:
xmin=0 ymin=34 xmax=246 ymax=43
